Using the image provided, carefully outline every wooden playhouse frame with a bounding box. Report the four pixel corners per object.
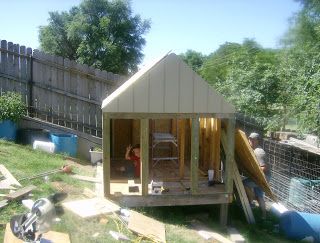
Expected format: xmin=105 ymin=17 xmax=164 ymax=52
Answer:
xmin=101 ymin=53 xmax=236 ymax=225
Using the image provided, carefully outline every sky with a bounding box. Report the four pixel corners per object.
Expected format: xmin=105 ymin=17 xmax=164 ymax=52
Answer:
xmin=0 ymin=0 xmax=301 ymax=65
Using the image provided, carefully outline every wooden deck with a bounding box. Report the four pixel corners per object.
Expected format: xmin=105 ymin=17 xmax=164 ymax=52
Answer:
xmin=107 ymin=159 xmax=231 ymax=207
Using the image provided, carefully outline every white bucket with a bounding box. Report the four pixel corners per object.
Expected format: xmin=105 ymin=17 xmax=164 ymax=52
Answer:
xmin=89 ymin=150 xmax=103 ymax=165
xmin=33 ymin=140 xmax=55 ymax=153
xmin=208 ymin=170 xmax=214 ymax=181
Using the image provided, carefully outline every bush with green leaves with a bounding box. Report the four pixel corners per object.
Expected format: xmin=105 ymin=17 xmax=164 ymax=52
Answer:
xmin=0 ymin=92 xmax=26 ymax=122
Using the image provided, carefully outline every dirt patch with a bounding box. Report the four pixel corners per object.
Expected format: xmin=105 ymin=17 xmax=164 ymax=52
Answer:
xmin=64 ymin=158 xmax=95 ymax=175
xmin=51 ymin=181 xmax=83 ymax=195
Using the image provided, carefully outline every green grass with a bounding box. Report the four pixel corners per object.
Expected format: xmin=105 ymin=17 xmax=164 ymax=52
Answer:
xmin=0 ymin=140 xmax=297 ymax=242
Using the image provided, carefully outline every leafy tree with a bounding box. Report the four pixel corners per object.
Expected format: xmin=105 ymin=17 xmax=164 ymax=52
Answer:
xmin=39 ymin=0 xmax=150 ymax=75
xmin=201 ymin=39 xmax=286 ymax=130
xmin=280 ymin=0 xmax=320 ymax=134
xmin=180 ymin=50 xmax=207 ymax=73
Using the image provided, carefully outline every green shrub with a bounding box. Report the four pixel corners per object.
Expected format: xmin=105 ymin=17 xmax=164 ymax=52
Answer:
xmin=0 ymin=92 xmax=26 ymax=122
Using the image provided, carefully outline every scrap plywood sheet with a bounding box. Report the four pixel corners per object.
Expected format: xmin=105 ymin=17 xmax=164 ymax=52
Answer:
xmin=128 ymin=210 xmax=166 ymax=243
xmin=4 ymin=223 xmax=70 ymax=243
xmin=0 ymin=164 xmax=21 ymax=188
xmin=62 ymin=197 xmax=120 ymax=218
xmin=235 ymin=129 xmax=276 ymax=200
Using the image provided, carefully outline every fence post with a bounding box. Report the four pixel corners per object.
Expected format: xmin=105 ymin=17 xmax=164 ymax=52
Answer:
xmin=27 ymin=48 xmax=33 ymax=117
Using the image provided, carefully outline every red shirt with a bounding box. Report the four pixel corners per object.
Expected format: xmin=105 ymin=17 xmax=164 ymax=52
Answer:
xmin=130 ymin=155 xmax=140 ymax=177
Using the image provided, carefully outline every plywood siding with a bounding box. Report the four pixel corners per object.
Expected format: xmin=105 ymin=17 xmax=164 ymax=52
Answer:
xmin=102 ymin=53 xmax=235 ymax=116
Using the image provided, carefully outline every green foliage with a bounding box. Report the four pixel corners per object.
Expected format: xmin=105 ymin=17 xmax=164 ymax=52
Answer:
xmin=280 ymin=0 xmax=320 ymax=134
xmin=0 ymin=92 xmax=26 ymax=122
xmin=201 ymin=40 xmax=287 ymax=131
xmin=180 ymin=49 xmax=207 ymax=73
xmin=39 ymin=0 xmax=150 ymax=75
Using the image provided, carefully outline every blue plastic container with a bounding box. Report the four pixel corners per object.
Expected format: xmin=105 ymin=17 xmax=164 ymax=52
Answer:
xmin=280 ymin=211 xmax=320 ymax=241
xmin=0 ymin=120 xmax=17 ymax=141
xmin=50 ymin=133 xmax=78 ymax=157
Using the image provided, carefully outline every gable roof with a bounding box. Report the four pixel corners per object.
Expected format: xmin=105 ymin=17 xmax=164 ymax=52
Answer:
xmin=102 ymin=53 xmax=235 ymax=116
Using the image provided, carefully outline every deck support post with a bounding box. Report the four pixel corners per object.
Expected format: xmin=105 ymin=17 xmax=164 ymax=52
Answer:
xmin=103 ymin=113 xmax=111 ymax=197
xmin=220 ymin=118 xmax=235 ymax=226
xmin=141 ymin=118 xmax=149 ymax=196
xmin=179 ymin=119 xmax=186 ymax=179
xmin=191 ymin=117 xmax=199 ymax=194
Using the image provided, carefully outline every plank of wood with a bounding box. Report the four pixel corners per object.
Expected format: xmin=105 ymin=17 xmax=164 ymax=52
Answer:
xmin=0 ymin=183 xmax=16 ymax=190
xmin=235 ymin=129 xmax=276 ymax=200
xmin=5 ymin=185 xmax=36 ymax=201
xmin=0 ymin=200 xmax=8 ymax=209
xmin=140 ymin=118 xmax=149 ymax=196
xmin=179 ymin=119 xmax=186 ymax=179
xmin=0 ymin=164 xmax=21 ymax=187
xmin=103 ymin=113 xmax=111 ymax=196
xmin=62 ymin=197 xmax=120 ymax=218
xmin=191 ymin=117 xmax=199 ymax=194
xmin=232 ymin=160 xmax=255 ymax=224
xmin=71 ymin=174 xmax=102 ymax=183
xmin=221 ymin=131 xmax=255 ymax=224
xmin=128 ymin=210 xmax=166 ymax=243
xmin=4 ymin=223 xmax=71 ymax=243
xmin=227 ymin=227 xmax=246 ymax=243
xmin=200 ymin=118 xmax=205 ymax=168
xmin=213 ymin=118 xmax=221 ymax=181
xmin=191 ymin=220 xmax=233 ymax=243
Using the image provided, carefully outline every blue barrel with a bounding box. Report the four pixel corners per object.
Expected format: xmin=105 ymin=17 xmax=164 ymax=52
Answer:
xmin=50 ymin=133 xmax=78 ymax=157
xmin=0 ymin=120 xmax=17 ymax=141
xmin=280 ymin=211 xmax=320 ymax=241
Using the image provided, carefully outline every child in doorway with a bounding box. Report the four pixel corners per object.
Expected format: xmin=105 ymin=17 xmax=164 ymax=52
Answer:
xmin=125 ymin=144 xmax=141 ymax=178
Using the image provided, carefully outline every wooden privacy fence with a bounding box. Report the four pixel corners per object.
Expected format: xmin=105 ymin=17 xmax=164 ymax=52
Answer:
xmin=0 ymin=39 xmax=126 ymax=137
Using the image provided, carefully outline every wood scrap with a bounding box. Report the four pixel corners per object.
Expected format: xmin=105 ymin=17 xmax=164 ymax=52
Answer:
xmin=0 ymin=183 xmax=16 ymax=190
xmin=128 ymin=210 xmax=166 ymax=243
xmin=227 ymin=227 xmax=246 ymax=243
xmin=190 ymin=219 xmax=232 ymax=243
xmin=4 ymin=223 xmax=71 ymax=243
xmin=198 ymin=230 xmax=233 ymax=243
xmin=71 ymin=174 xmax=101 ymax=183
xmin=62 ymin=197 xmax=120 ymax=218
xmin=0 ymin=164 xmax=21 ymax=187
xmin=5 ymin=185 xmax=36 ymax=201
xmin=0 ymin=200 xmax=8 ymax=209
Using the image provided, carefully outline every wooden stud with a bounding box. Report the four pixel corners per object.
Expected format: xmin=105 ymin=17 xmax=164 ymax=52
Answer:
xmin=179 ymin=119 xmax=186 ymax=179
xmin=213 ymin=118 xmax=221 ymax=181
xmin=225 ymin=118 xmax=235 ymax=194
xmin=199 ymin=118 xmax=205 ymax=169
xmin=219 ymin=118 xmax=235 ymax=226
xmin=191 ymin=117 xmax=199 ymax=194
xmin=140 ymin=119 xmax=149 ymax=196
xmin=221 ymin=130 xmax=255 ymax=224
xmin=204 ymin=118 xmax=211 ymax=170
xmin=103 ymin=113 xmax=111 ymax=197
